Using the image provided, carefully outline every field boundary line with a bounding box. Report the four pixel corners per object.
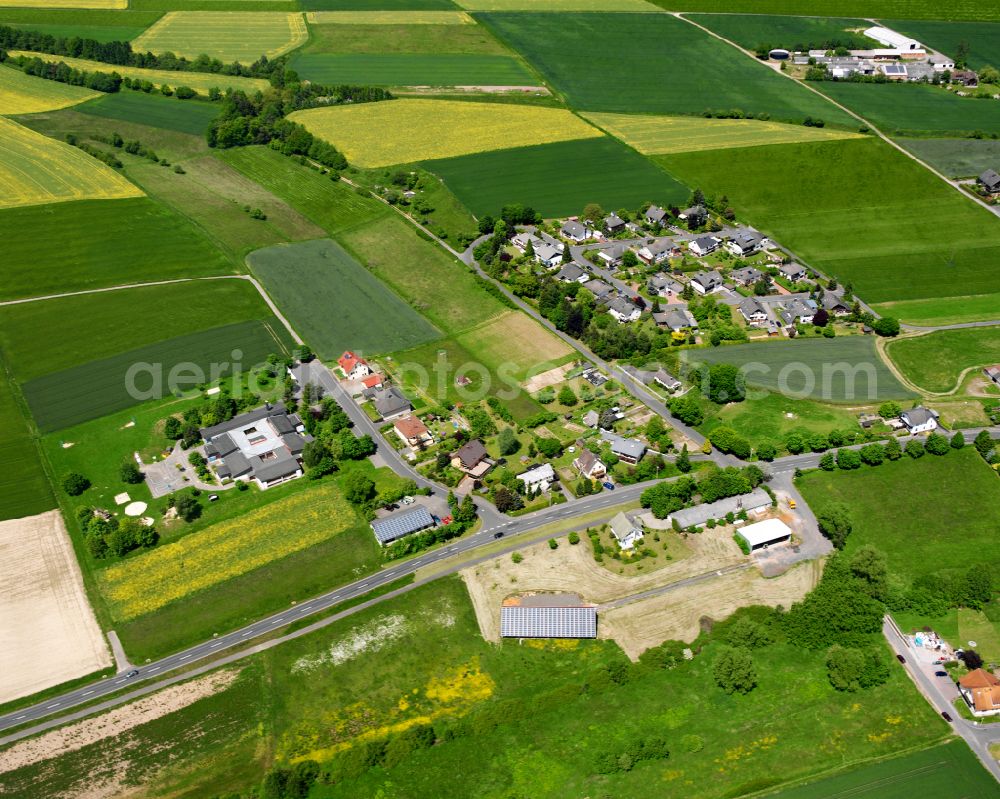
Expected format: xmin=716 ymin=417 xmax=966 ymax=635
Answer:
xmin=673 ymin=12 xmax=1000 ymax=221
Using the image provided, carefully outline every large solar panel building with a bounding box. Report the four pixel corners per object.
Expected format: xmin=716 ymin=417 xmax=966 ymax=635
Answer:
xmin=371 ymin=506 xmax=435 ymax=546
xmin=500 ymin=605 xmax=597 ymax=639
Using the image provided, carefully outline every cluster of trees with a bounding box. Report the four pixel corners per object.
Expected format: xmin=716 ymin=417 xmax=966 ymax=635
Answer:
xmin=77 ymin=508 xmax=158 ymax=559
xmin=640 ymin=464 xmax=764 ymax=519
xmin=2 ymin=52 xmax=122 ymax=92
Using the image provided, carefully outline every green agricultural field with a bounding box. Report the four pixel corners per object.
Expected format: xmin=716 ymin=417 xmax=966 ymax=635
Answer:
xmin=659 ymin=138 xmax=1000 ymax=319
xmin=0 ymin=279 xmax=279 ymax=382
xmin=695 ymin=14 xmax=875 ymax=51
xmin=76 ymin=91 xmax=219 ymax=136
xmin=424 ymin=136 xmax=689 ymax=218
xmin=24 ymin=319 xmax=292 ymax=433
xmin=898 ymin=137 xmax=1000 ymax=178
xmin=291 ymin=52 xmax=535 ymax=86
xmin=767 ymin=740 xmax=994 ymax=799
xmin=681 ymin=337 xmax=913 ymax=402
xmin=798 ymin=448 xmax=1000 ymax=585
xmin=340 ymin=214 xmax=507 ymax=334
xmin=885 ymin=327 xmax=1000 ymax=393
xmin=248 ymin=238 xmax=441 ymax=359
xmin=479 ymin=13 xmax=853 ymax=125
xmin=653 ymin=1 xmax=1000 ymax=22
xmin=882 ymin=19 xmax=1000 ymax=71
xmin=131 ymin=11 xmax=308 ymax=62
xmin=817 ymin=82 xmax=1000 ymax=136
xmin=0 ymin=365 xmax=54 ymax=522
xmin=218 ymin=145 xmax=391 ymax=234
xmin=0 ymin=197 xmax=235 ymax=302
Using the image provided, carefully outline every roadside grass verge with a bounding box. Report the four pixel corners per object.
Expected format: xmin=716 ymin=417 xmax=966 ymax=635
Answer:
xmin=885 ymin=327 xmax=1000 ymax=394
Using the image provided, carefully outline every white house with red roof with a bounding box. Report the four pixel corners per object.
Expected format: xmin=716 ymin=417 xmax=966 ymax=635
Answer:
xmin=338 ymin=351 xmax=371 ymax=380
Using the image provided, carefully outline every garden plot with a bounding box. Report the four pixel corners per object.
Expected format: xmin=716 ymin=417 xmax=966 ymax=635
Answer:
xmin=0 ymin=511 xmax=111 ymax=704
xmin=132 ymin=11 xmax=308 ymax=63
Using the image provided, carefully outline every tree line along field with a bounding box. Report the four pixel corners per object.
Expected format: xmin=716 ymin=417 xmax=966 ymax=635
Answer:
xmin=658 ymin=137 xmax=1000 ymax=321
xmin=816 ymin=82 xmax=1000 ymax=137
xmin=695 ymin=13 xmax=876 ymax=51
xmin=424 ymin=135 xmax=689 ymax=218
xmin=131 ymin=11 xmax=308 ymax=62
xmin=581 ymin=112 xmax=863 ymax=155
xmin=291 ymin=52 xmax=536 ymax=87
xmin=478 ymin=12 xmax=855 ymax=126
xmin=0 ymin=64 xmax=98 ymax=113
xmin=76 ymin=90 xmax=220 ymax=136
xmin=289 ymin=99 xmax=603 ymax=168
xmin=0 ymin=117 xmax=143 ymax=210
xmin=247 ymin=238 xmax=441 ymax=360
xmin=881 ymin=19 xmax=1000 ymax=71
xmin=0 ymin=198 xmax=235 ymax=301
xmin=0 ymin=365 xmax=54 ymax=522
xmin=885 ymin=326 xmax=1000 ymax=393
xmin=680 ymin=337 xmax=913 ymax=402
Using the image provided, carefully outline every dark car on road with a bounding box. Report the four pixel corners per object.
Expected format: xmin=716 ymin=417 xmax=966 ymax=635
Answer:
xmin=895 ymin=654 xmax=905 ymax=664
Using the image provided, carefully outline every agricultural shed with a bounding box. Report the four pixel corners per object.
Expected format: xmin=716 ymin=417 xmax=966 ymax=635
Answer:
xmin=736 ymin=518 xmax=792 ymax=552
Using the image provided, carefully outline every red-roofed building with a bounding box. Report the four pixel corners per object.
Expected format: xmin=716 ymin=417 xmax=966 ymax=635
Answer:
xmin=338 ymin=350 xmax=371 ymax=380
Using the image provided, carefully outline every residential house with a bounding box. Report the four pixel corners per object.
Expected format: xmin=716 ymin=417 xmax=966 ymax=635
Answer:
xmin=560 ymin=220 xmax=589 ymax=242
xmin=451 ymin=439 xmax=492 ymax=478
xmin=690 ymin=269 xmax=724 ymax=294
xmin=596 ymin=241 xmax=630 ymax=267
xmin=654 ymin=305 xmax=698 ymax=332
xmin=393 ymin=415 xmax=433 ymax=449
xmin=583 ymin=278 xmax=614 ymax=300
xmin=653 ymin=368 xmax=681 ymax=392
xmin=604 ymin=213 xmax=626 ymax=235
xmin=984 ymin=365 xmax=1000 ymax=386
xmin=573 ymin=448 xmax=607 ymax=480
xmin=608 ymin=296 xmax=642 ymax=323
xmin=647 ymin=273 xmax=684 ymax=297
xmin=534 ymin=242 xmax=563 ymax=268
xmin=688 ymin=235 xmax=722 ymax=257
xmin=726 ymin=230 xmax=764 ymax=257
xmin=582 ymin=409 xmax=600 ymax=428
xmin=738 ymin=297 xmax=769 ymax=325
xmin=370 ymin=386 xmax=412 ymax=420
xmin=338 ymin=350 xmax=371 ymax=380
xmin=636 ymin=238 xmax=676 ymax=265
xmin=518 ymin=463 xmax=556 ymax=493
xmin=668 ymin=487 xmax=771 ymax=530
xmin=778 ymin=262 xmax=807 ymax=283
xmin=730 ymin=265 xmax=763 ymax=286
xmin=979 ymin=169 xmax=1000 ymax=194
xmin=556 ymin=263 xmax=588 ymax=283
xmin=600 ymin=430 xmax=646 ymax=464
xmin=959 ymin=669 xmax=1000 ymax=716
xmin=900 ymin=406 xmax=939 ymax=433
xmin=678 ymin=205 xmax=706 ymax=227
xmin=609 ymin=511 xmax=644 ymax=551
xmin=644 ymin=205 xmax=668 ymax=227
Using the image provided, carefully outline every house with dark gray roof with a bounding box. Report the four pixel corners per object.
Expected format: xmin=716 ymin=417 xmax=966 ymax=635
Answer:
xmin=202 ymin=402 xmax=312 ymax=489
xmin=979 ymin=169 xmax=1000 ymax=194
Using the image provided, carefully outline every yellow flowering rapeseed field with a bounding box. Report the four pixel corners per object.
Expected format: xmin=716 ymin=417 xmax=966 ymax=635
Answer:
xmin=132 ymin=12 xmax=308 ymax=63
xmin=6 ymin=52 xmax=269 ymax=95
xmin=0 ymin=118 xmax=143 ymax=210
xmin=0 ymin=65 xmax=98 ymax=114
xmin=97 ymin=484 xmax=356 ymax=621
xmin=289 ymin=99 xmax=603 ymax=168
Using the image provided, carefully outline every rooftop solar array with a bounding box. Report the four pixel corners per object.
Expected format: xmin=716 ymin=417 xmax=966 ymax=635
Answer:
xmin=370 ymin=506 xmax=435 ymax=545
xmin=500 ymin=606 xmax=597 ymax=639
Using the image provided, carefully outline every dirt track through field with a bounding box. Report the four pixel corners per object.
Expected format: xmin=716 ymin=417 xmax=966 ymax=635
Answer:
xmin=0 ymin=511 xmax=111 ymax=704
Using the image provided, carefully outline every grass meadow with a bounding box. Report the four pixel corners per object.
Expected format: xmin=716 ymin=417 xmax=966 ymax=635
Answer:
xmin=0 ymin=197 xmax=235 ymax=301
xmin=659 ymin=138 xmax=1000 ymax=319
xmin=289 ymin=99 xmax=602 ymax=167
xmin=424 ymin=136 xmax=689 ymax=218
xmin=885 ymin=327 xmax=1000 ymax=393
xmin=0 ymin=64 xmax=97 ymax=113
xmin=132 ymin=11 xmax=308 ymax=62
xmin=291 ymin=52 xmax=535 ymax=86
xmin=76 ymin=90 xmax=219 ymax=135
xmin=797 ymin=448 xmax=1000 ymax=586
xmin=897 ymin=138 xmax=1000 ymax=178
xmin=680 ymin=337 xmax=913 ymax=402
xmin=0 ymin=576 xmax=949 ymax=798
xmin=479 ymin=13 xmax=853 ymax=125
xmin=695 ymin=13 xmax=875 ymax=51
xmin=0 ymin=366 xmax=54 ymax=522
xmin=817 ymin=82 xmax=1000 ymax=137
xmin=248 ymin=238 xmax=441 ymax=359
xmin=583 ymin=112 xmax=863 ymax=155
xmin=0 ymin=117 xmax=142 ymax=210
xmin=882 ymin=19 xmax=1000 ymax=71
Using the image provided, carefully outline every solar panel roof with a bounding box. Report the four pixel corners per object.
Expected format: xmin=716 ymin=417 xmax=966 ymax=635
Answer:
xmin=500 ymin=606 xmax=597 ymax=639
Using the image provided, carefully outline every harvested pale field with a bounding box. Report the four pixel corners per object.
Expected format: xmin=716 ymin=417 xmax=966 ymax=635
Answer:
xmin=0 ymin=65 xmax=97 ymax=114
xmin=583 ymin=112 xmax=864 ymax=155
xmin=6 ymin=51 xmax=269 ymax=95
xmin=307 ymin=11 xmax=473 ymax=24
xmin=0 ymin=669 xmax=240 ymax=774
xmin=600 ymin=561 xmax=822 ymax=660
xmin=0 ymin=117 xmax=142 ymax=210
xmin=0 ymin=0 xmax=125 ymax=7
xmin=455 ymin=310 xmax=573 ymax=378
xmin=0 ymin=510 xmax=111 ymax=704
xmin=132 ymin=12 xmax=308 ymax=62
xmin=289 ymin=99 xmax=602 ymax=168
xmin=462 ymin=525 xmax=745 ymax=642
